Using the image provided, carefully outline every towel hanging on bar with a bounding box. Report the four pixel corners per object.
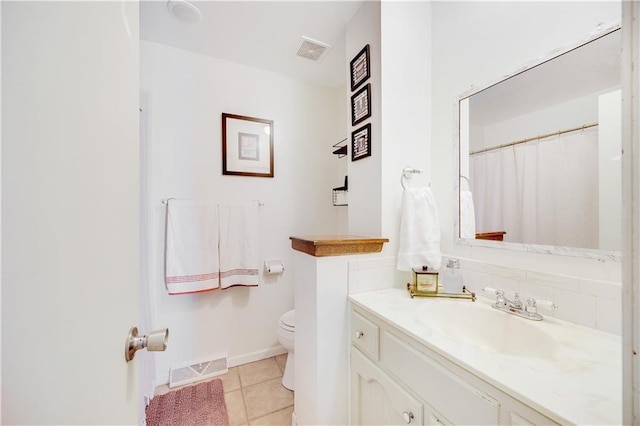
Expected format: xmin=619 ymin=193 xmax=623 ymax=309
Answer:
xmin=218 ymin=203 xmax=260 ymax=289
xmin=163 ymin=199 xmax=261 ymax=294
xmin=397 ymin=186 xmax=442 ymax=271
xmin=164 ymin=199 xmax=220 ymax=295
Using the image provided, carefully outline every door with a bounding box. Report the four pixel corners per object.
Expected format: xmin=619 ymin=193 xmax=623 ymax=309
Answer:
xmin=2 ymin=1 xmax=140 ymax=424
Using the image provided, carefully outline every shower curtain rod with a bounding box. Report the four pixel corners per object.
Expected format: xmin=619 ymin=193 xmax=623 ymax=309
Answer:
xmin=469 ymin=122 xmax=598 ymax=156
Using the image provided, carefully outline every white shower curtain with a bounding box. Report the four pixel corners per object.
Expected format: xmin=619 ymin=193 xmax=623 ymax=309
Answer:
xmin=471 ymin=126 xmax=599 ymax=248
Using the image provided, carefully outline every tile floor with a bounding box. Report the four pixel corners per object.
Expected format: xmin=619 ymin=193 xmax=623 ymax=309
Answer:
xmin=154 ymin=354 xmax=294 ymax=426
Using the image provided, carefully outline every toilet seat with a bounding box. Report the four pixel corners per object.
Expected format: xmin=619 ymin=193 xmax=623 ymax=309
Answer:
xmin=279 ymin=309 xmax=295 ymax=332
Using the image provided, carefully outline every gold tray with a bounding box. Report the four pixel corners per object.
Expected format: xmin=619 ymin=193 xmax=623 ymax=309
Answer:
xmin=407 ymin=283 xmax=476 ymax=301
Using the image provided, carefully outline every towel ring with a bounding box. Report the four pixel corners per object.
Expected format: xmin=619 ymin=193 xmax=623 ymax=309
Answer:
xmin=401 ymin=167 xmax=424 ymax=189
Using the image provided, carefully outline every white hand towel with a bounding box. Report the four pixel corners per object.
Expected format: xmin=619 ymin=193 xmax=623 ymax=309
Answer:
xmin=397 ymin=187 xmax=442 ymax=271
xmin=219 ymin=203 xmax=260 ymax=289
xmin=164 ymin=199 xmax=220 ymax=295
xmin=460 ymin=190 xmax=477 ymax=239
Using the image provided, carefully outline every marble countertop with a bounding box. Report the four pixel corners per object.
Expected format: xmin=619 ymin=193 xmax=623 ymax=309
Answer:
xmin=349 ymin=288 xmax=622 ymax=425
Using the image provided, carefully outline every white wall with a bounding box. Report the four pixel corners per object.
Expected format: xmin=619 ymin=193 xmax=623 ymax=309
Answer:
xmin=380 ymin=1 xmax=432 ymax=255
xmin=431 ymin=2 xmax=622 ymax=330
xmin=140 ymin=40 xmax=344 ymax=383
xmin=346 ymin=1 xmax=382 ymax=237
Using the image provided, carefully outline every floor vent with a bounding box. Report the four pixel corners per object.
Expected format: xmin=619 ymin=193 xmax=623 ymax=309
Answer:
xmin=169 ymin=354 xmax=228 ymax=388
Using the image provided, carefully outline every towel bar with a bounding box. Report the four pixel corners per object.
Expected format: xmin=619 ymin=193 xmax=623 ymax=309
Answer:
xmin=161 ymin=199 xmax=264 ymax=210
xmin=401 ymin=167 xmax=427 ymax=189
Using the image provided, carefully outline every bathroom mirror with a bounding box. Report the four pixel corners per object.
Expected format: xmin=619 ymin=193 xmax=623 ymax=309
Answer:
xmin=457 ymin=26 xmax=622 ymax=260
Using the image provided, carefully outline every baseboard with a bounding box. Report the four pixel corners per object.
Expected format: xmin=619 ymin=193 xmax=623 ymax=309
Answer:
xmin=154 ymin=345 xmax=287 ymax=386
xmin=154 ymin=373 xmax=170 ymax=389
xmin=227 ymin=345 xmax=287 ymax=368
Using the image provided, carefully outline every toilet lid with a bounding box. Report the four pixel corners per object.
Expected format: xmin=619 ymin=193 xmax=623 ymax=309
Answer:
xmin=280 ymin=309 xmax=295 ymax=329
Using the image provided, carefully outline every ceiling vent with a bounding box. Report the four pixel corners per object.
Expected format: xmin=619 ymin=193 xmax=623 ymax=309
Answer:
xmin=296 ymin=36 xmax=331 ymax=61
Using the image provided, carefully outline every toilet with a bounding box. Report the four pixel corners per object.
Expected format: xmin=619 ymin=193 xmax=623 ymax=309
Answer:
xmin=278 ymin=309 xmax=295 ymax=390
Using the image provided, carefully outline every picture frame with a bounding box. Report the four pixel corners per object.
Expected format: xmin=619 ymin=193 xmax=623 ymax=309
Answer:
xmin=222 ymin=113 xmax=274 ymax=177
xmin=350 ymin=44 xmax=370 ymax=91
xmin=351 ymin=83 xmax=371 ymax=126
xmin=351 ymin=123 xmax=371 ymax=162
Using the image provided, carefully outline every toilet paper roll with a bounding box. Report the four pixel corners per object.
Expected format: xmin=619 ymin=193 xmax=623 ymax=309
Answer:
xmin=266 ymin=263 xmax=284 ymax=274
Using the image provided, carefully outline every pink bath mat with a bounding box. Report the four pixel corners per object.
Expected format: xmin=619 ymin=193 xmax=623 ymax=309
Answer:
xmin=146 ymin=378 xmax=229 ymax=426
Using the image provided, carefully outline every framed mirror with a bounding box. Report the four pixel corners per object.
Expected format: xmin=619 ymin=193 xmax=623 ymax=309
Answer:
xmin=456 ymin=25 xmax=622 ymax=261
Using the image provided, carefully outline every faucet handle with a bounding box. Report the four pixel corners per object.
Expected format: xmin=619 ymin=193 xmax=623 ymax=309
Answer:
xmin=446 ymin=259 xmax=460 ymax=269
xmin=482 ymin=286 xmax=498 ymax=295
xmin=483 ymin=287 xmax=506 ymax=306
xmin=526 ymin=298 xmax=557 ymax=313
xmin=482 ymin=287 xmax=505 ymax=301
xmin=535 ymin=299 xmax=557 ymax=310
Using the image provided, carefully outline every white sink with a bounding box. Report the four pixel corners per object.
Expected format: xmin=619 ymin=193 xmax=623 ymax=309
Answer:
xmin=414 ymin=301 xmax=556 ymax=358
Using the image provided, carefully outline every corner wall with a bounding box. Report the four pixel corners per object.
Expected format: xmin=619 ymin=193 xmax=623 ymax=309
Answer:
xmin=346 ymin=1 xmax=432 ymax=270
xmin=346 ymin=1 xmax=382 ymax=237
xmin=380 ymin=1 xmax=432 ymax=256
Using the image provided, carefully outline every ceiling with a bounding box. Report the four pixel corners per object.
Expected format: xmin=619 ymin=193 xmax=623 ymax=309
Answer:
xmin=140 ymin=0 xmax=364 ymax=88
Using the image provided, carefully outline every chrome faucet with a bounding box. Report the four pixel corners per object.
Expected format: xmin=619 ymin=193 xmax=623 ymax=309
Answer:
xmin=483 ymin=287 xmax=556 ymax=321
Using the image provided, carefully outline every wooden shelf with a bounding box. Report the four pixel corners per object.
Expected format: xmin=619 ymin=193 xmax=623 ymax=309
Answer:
xmin=290 ymin=235 xmax=389 ymax=257
xmin=475 ymin=231 xmax=506 ymax=241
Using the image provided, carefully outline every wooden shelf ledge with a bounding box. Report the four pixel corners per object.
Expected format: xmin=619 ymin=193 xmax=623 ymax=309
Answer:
xmin=290 ymin=235 xmax=389 ymax=257
xmin=475 ymin=231 xmax=506 ymax=241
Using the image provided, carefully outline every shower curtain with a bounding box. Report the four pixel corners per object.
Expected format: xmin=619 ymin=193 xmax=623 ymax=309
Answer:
xmin=471 ymin=126 xmax=599 ymax=248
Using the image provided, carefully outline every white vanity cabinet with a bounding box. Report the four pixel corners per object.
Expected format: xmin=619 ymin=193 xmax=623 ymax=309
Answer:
xmin=351 ymin=348 xmax=425 ymax=425
xmin=350 ymin=306 xmax=559 ymax=425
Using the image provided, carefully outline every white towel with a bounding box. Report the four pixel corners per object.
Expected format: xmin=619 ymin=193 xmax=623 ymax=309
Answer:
xmin=397 ymin=187 xmax=441 ymax=271
xmin=164 ymin=199 xmax=220 ymax=295
xmin=460 ymin=190 xmax=477 ymax=239
xmin=219 ymin=203 xmax=260 ymax=289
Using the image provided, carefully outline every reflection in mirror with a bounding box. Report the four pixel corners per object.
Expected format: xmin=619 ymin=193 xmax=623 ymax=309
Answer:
xmin=458 ymin=27 xmax=621 ymax=259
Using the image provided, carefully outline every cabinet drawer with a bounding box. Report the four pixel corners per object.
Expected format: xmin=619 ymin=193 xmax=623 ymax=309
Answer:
xmin=382 ymin=330 xmax=499 ymax=425
xmin=351 ymin=310 xmax=380 ymax=361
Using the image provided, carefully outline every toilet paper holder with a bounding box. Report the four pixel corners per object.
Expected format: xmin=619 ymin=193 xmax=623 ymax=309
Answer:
xmin=264 ymin=259 xmax=285 ymax=274
xmin=125 ymin=326 xmax=169 ymax=362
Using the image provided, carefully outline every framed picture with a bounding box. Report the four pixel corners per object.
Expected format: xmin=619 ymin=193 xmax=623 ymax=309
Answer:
xmin=350 ymin=44 xmax=370 ymax=91
xmin=351 ymin=83 xmax=371 ymax=126
xmin=351 ymin=123 xmax=371 ymax=162
xmin=222 ymin=113 xmax=274 ymax=177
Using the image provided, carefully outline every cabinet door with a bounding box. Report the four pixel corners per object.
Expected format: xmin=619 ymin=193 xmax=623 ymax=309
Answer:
xmin=351 ymin=347 xmax=423 ymax=425
xmin=504 ymin=407 xmax=559 ymax=425
xmin=426 ymin=413 xmax=447 ymax=426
